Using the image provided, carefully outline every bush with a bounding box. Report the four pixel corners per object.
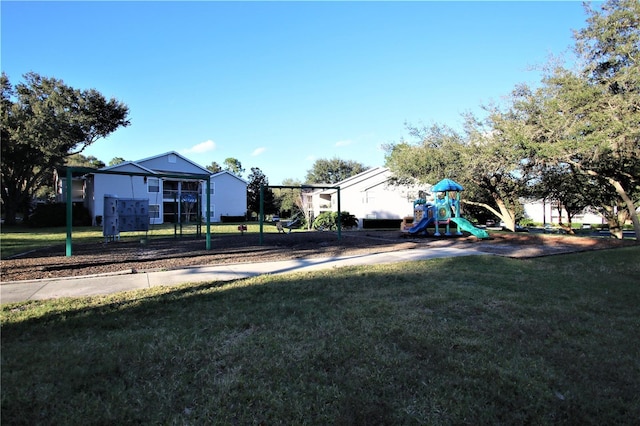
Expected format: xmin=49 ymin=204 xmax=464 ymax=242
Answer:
xmin=28 ymin=203 xmax=92 ymax=227
xmin=313 ymin=211 xmax=358 ymax=230
xmin=519 ymin=218 xmax=536 ymax=228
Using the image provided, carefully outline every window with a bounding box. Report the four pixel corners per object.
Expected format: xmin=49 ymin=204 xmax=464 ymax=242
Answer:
xmin=208 ymin=205 xmax=215 ymax=219
xmin=148 ymin=178 xmax=160 ymax=193
xmin=149 ymin=204 xmax=160 ymax=219
xmin=363 ymin=191 xmax=376 ymax=204
xmin=209 ymin=182 xmax=215 ymax=195
xmin=168 ymin=154 xmax=177 ymax=163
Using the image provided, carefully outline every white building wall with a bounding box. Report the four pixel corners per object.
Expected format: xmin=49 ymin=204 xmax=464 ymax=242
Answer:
xmin=203 ymin=172 xmax=247 ymax=222
xmin=338 ymin=182 xmax=417 ymax=227
xmin=523 ymin=199 xmax=605 ymax=225
xmin=311 ymin=167 xmax=422 ymax=228
xmin=91 ymin=174 xmax=152 ymax=225
xmin=136 ymin=152 xmax=208 ymax=175
xmin=81 ymin=153 xmax=247 ymax=226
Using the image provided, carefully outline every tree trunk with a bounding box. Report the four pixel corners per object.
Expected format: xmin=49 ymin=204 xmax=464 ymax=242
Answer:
xmin=607 ymin=218 xmax=624 ymax=239
xmin=609 ymin=179 xmax=640 ymax=240
xmin=579 ymin=168 xmax=639 ymax=240
xmin=565 ymin=213 xmax=575 ymax=235
xmin=462 ymin=199 xmax=516 ymax=231
xmin=557 ymin=205 xmax=575 ymax=234
xmin=496 ymin=199 xmax=516 ymax=232
xmin=1 ymin=185 xmax=27 ymax=225
xmin=3 ymin=203 xmax=18 ymax=225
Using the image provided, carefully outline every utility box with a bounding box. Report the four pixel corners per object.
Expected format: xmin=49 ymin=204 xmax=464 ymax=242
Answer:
xmin=103 ymin=196 xmax=150 ymax=240
xmin=103 ymin=195 xmax=120 ymax=241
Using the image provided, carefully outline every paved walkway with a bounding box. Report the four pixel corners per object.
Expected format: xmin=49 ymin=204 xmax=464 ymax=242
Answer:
xmin=1 ymin=247 xmax=484 ymax=304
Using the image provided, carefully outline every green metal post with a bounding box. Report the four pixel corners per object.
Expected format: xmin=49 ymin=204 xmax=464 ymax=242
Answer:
xmin=206 ymin=178 xmax=211 ymax=250
xmin=65 ymin=168 xmax=73 ymax=256
xmin=336 ymin=186 xmax=342 ymax=240
xmin=259 ymin=184 xmax=264 ymax=245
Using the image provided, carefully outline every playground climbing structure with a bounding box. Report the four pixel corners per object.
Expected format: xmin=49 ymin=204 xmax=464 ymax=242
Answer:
xmin=406 ymin=178 xmax=489 ymax=239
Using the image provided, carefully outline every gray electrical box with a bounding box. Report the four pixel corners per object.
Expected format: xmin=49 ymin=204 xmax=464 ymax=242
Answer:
xmin=103 ymin=195 xmax=149 ymax=241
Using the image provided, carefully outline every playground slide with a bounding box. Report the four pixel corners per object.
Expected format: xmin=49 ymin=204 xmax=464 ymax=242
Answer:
xmin=408 ymin=217 xmax=434 ymax=234
xmin=450 ymin=217 xmax=490 ymax=239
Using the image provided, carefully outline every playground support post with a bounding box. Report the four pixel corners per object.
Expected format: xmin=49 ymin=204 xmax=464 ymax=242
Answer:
xmin=257 ymin=184 xmax=341 ymax=245
xmin=337 ymin=186 xmax=341 ymax=240
xmin=206 ymin=178 xmax=211 ymax=250
xmin=63 ymin=166 xmax=213 ymax=257
xmin=259 ymin=185 xmax=264 ymax=245
xmin=66 ymin=167 xmax=72 ymax=256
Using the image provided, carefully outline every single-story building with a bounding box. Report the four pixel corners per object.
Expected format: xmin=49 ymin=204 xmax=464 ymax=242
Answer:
xmin=309 ymin=167 xmax=424 ymax=228
xmin=522 ymin=199 xmax=605 ymax=226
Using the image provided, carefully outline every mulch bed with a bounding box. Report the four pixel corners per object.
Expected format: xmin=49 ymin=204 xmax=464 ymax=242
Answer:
xmin=1 ymin=230 xmax=636 ymax=282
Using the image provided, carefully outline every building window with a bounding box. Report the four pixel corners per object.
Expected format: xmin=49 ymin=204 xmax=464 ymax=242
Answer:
xmin=169 ymin=154 xmax=177 ymax=163
xmin=149 ymin=204 xmax=160 ymax=219
xmin=148 ymin=178 xmax=160 ymax=193
xmin=363 ymin=191 xmax=375 ymax=204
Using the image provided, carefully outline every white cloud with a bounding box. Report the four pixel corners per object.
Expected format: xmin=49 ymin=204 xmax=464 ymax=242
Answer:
xmin=183 ymin=140 xmax=216 ymax=154
xmin=335 ymin=139 xmax=353 ymax=147
xmin=252 ymin=147 xmax=267 ymax=156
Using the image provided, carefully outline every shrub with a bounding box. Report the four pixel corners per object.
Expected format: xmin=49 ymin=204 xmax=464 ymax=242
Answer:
xmin=313 ymin=211 xmax=358 ymax=230
xmin=28 ymin=203 xmax=92 ymax=227
xmin=518 ymin=218 xmax=535 ymax=227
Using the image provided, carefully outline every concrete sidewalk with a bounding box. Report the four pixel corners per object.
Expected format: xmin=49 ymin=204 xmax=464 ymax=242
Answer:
xmin=1 ymin=246 xmax=484 ymax=304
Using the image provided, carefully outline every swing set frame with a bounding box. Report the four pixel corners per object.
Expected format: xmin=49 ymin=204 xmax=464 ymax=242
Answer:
xmin=63 ymin=166 xmax=213 ymax=256
xmin=258 ymin=184 xmax=342 ymax=245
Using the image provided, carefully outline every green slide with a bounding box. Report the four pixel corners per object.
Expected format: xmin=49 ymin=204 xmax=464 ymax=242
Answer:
xmin=450 ymin=217 xmax=490 ymax=239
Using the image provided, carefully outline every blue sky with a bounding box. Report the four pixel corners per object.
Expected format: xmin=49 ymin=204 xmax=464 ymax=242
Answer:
xmin=2 ymin=1 xmax=590 ymax=184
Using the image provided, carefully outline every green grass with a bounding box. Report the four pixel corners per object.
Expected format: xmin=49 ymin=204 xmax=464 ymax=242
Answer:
xmin=2 ymin=246 xmax=639 ymax=424
xmin=0 ymin=223 xmax=289 ymax=259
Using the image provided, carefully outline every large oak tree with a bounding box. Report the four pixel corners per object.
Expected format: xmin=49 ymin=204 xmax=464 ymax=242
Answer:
xmin=506 ymin=0 xmax=639 ymax=239
xmin=1 ymin=72 xmax=130 ymax=224
xmin=385 ymin=0 xmax=639 ymax=238
xmin=384 ymin=119 xmax=531 ymax=231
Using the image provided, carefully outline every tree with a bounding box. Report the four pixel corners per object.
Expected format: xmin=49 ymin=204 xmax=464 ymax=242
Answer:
xmin=1 ymin=72 xmax=130 ymax=224
xmin=206 ymin=161 xmax=222 ymax=173
xmin=109 ymin=157 xmax=126 ymax=166
xmin=505 ymin=0 xmax=640 ymax=239
xmin=384 ymin=119 xmax=532 ymax=231
xmin=223 ymin=158 xmax=244 ymax=177
xmin=533 ymin=163 xmax=597 ymax=232
xmin=246 ymin=167 xmax=276 ymax=217
xmin=305 ymin=157 xmax=368 ymax=184
xmin=66 ymin=153 xmax=106 ymax=169
xmin=274 ymin=178 xmax=302 ymax=217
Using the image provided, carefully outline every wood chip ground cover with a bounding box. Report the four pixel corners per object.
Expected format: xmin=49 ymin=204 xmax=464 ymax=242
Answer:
xmin=1 ymin=230 xmax=634 ymax=282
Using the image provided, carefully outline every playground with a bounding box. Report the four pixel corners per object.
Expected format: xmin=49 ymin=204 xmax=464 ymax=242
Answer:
xmin=404 ymin=178 xmax=490 ymax=239
xmin=2 ymin=228 xmax=634 ymax=282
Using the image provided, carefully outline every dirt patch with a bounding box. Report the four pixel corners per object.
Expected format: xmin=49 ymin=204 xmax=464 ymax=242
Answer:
xmin=1 ymin=230 xmax=635 ymax=282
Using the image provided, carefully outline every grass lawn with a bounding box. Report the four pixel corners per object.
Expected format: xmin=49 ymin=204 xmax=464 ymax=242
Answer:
xmin=2 ymin=246 xmax=639 ymax=424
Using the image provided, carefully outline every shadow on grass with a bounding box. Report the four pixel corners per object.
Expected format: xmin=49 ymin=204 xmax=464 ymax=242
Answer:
xmin=2 ymin=248 xmax=640 ymax=424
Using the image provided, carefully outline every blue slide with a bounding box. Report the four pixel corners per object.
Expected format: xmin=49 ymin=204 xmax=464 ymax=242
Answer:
xmin=408 ymin=217 xmax=434 ymax=234
xmin=450 ymin=217 xmax=490 ymax=239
